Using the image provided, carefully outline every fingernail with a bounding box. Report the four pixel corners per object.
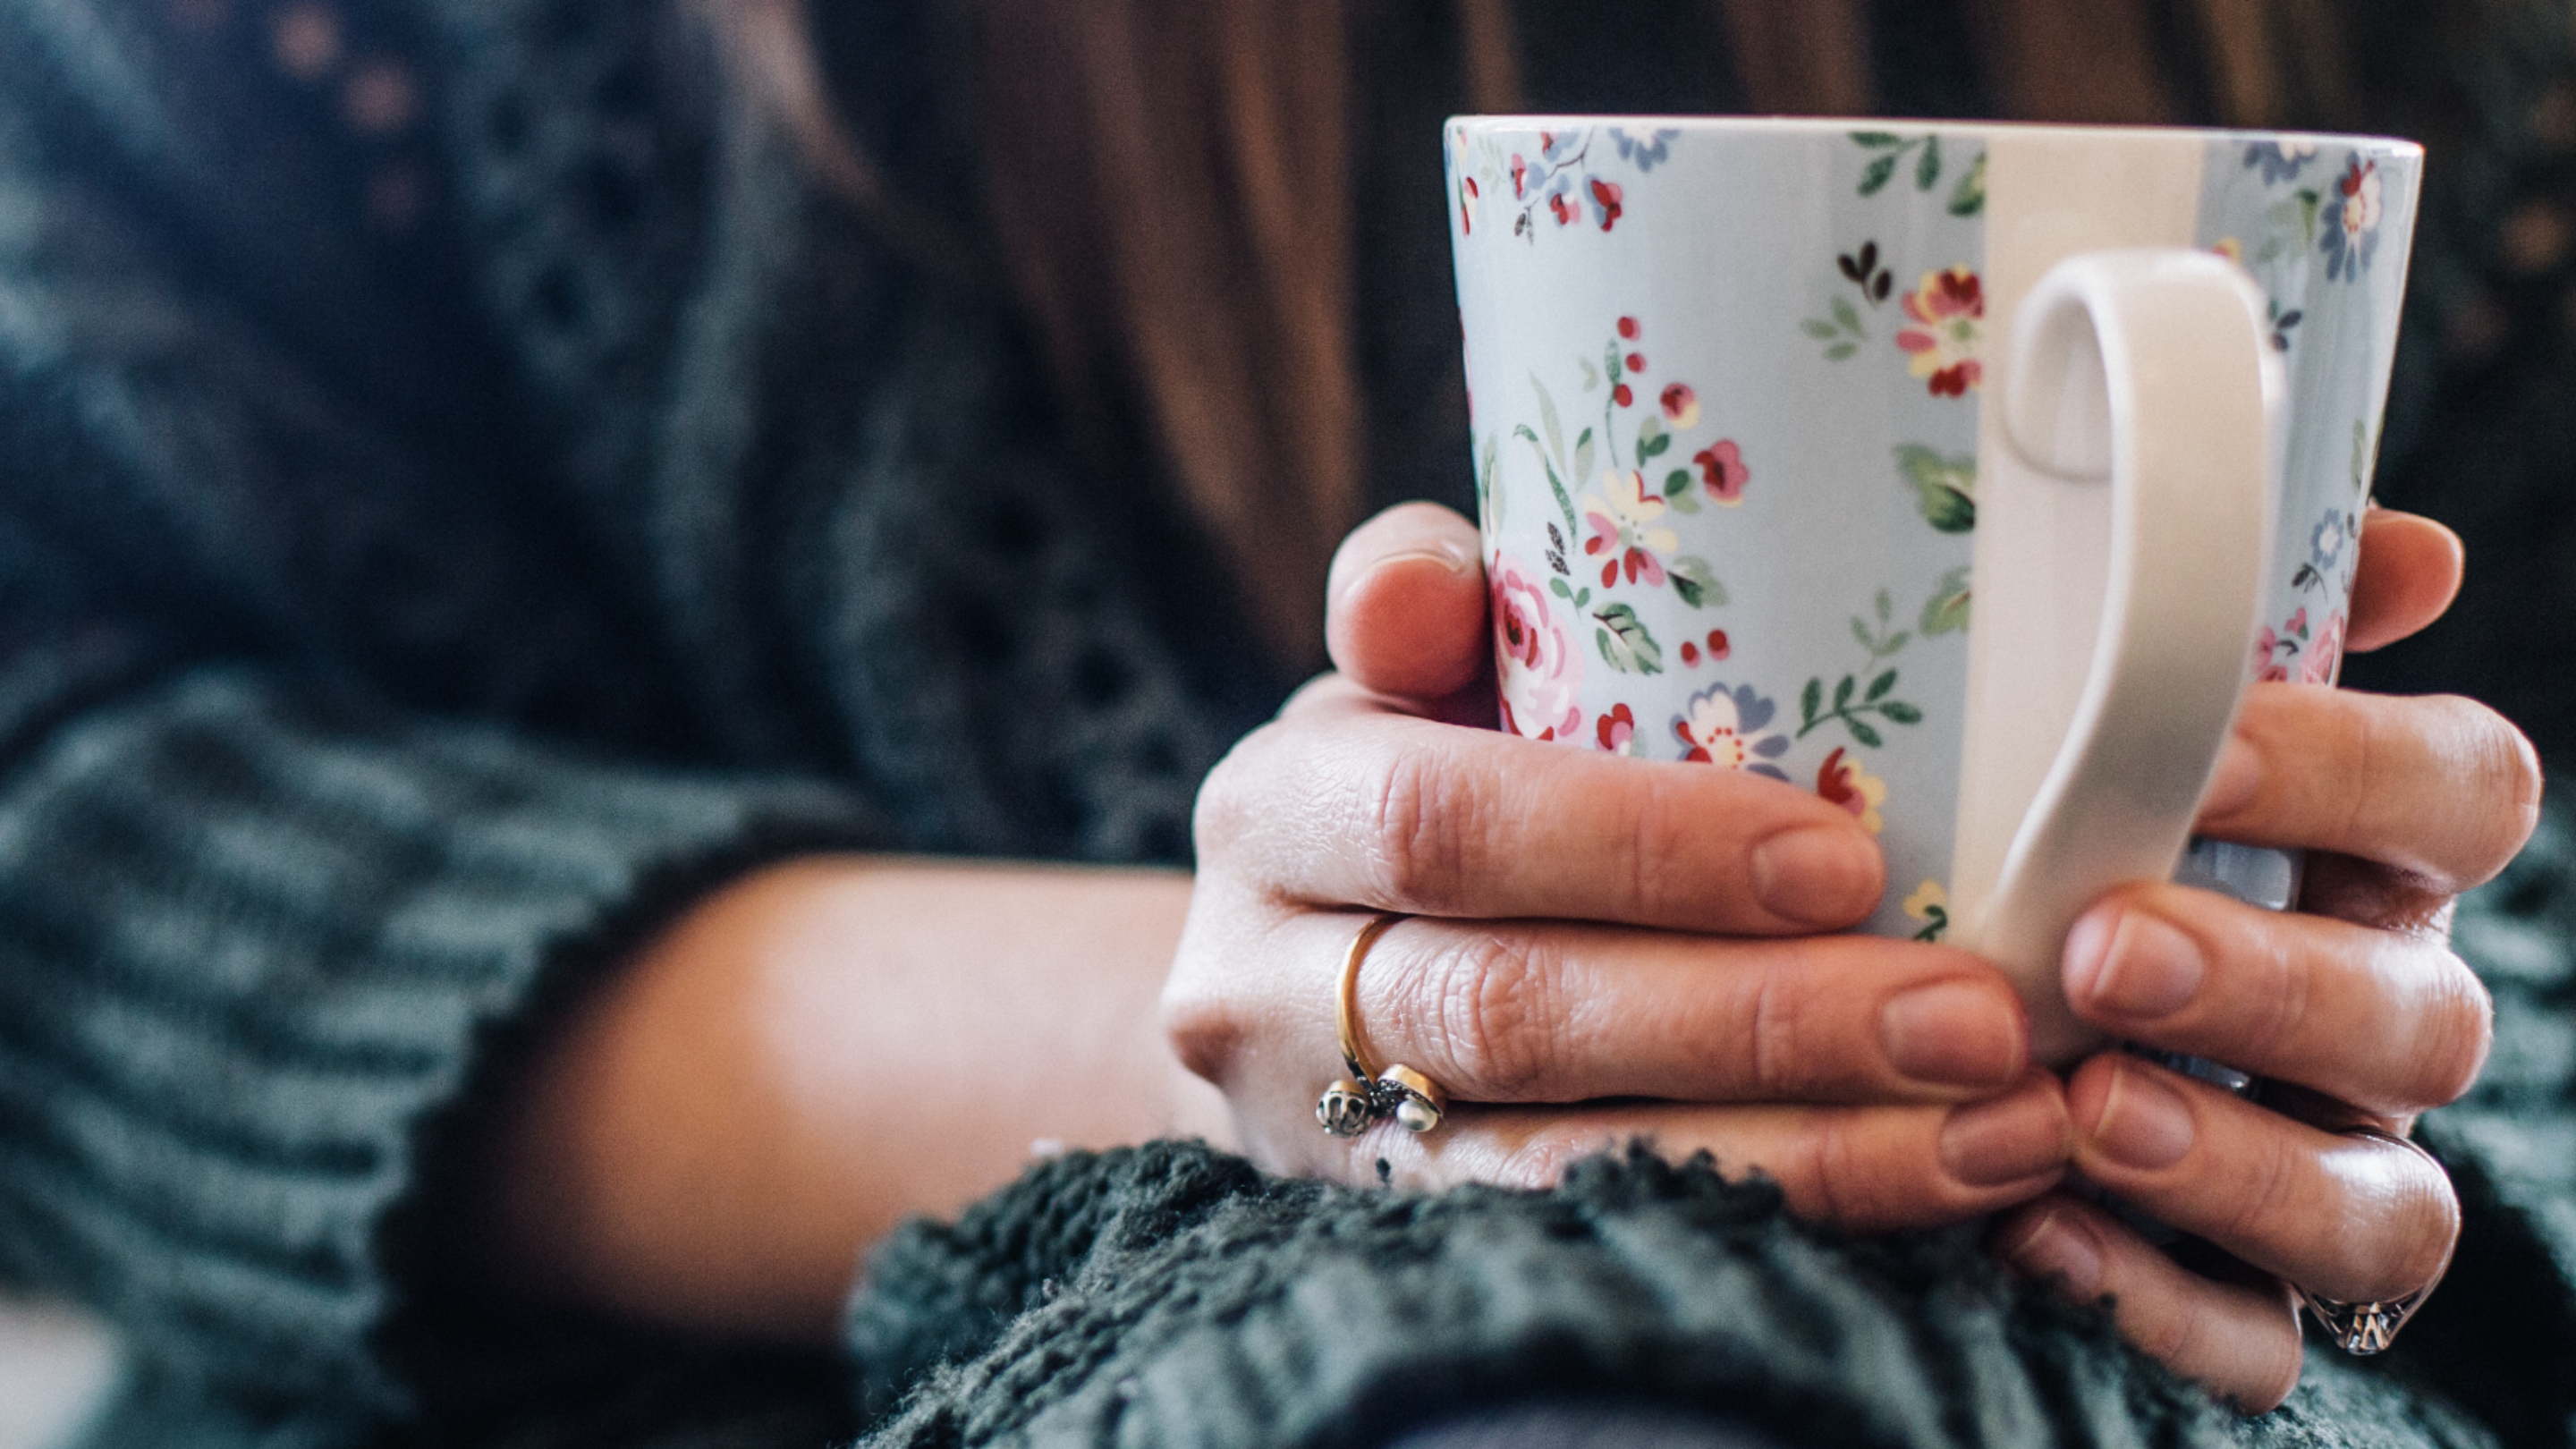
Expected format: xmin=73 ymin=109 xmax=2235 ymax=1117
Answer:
xmin=2069 ymin=911 xmax=2204 ymax=1020
xmin=1751 ymin=826 xmax=1882 ymax=926
xmin=1331 ymin=543 xmax=1474 ymax=608
xmin=1883 ymin=982 xmax=2027 ymax=1089
xmin=2200 ymin=735 xmax=2260 ymax=818
xmin=2002 ymin=1208 xmax=2104 ymax=1295
xmin=1940 ymin=1088 xmax=2070 ymax=1187
xmin=2089 ymin=1063 xmax=2196 ymax=1170
xmin=1381 ymin=542 xmax=1475 ymax=576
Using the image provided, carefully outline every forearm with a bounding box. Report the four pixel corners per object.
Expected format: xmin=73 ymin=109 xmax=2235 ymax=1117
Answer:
xmin=477 ymin=857 xmax=1224 ymax=1340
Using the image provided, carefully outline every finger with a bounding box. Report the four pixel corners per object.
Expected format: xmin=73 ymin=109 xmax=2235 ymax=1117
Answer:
xmin=2195 ymin=685 xmax=2542 ymax=893
xmin=2345 ymin=510 xmax=2463 ymax=653
xmin=1326 ymin=1076 xmax=2070 ymax=1231
xmin=2063 ymin=1056 xmax=2461 ymax=1305
xmin=1318 ymin=914 xmax=2033 ymax=1106
xmin=2062 ymin=883 xmax=2492 ymax=1115
xmin=1996 ymin=1193 xmax=2303 ymax=1413
xmin=1205 ymin=677 xmax=1882 ymax=932
xmin=1326 ymin=503 xmax=1491 ymax=704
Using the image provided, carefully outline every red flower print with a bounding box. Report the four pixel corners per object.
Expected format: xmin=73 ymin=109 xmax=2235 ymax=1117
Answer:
xmin=1617 ymin=317 xmax=1640 ymax=340
xmin=1589 ymin=177 xmax=1623 ymax=230
xmin=1814 ymin=748 xmax=1887 ymax=834
xmin=1548 ymin=190 xmax=1578 ymax=226
xmin=1510 ymin=154 xmax=1529 ymax=198
xmin=1896 ymin=266 xmax=1986 ymax=398
xmin=1659 ymin=383 xmax=1699 ymax=428
xmin=1612 ymin=382 xmax=1634 ymax=408
xmin=1692 ymin=439 xmax=1750 ymax=504
xmin=1596 ymin=703 xmax=1636 ymax=754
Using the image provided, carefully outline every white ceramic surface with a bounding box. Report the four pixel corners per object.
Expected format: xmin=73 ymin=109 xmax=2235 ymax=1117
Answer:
xmin=1449 ymin=117 xmax=2419 ymax=1055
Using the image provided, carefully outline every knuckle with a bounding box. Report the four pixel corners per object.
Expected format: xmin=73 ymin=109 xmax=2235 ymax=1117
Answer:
xmin=2377 ymin=1159 xmax=2463 ymax=1300
xmin=2240 ymin=1336 xmax=2303 ymax=1415
xmin=1744 ymin=952 xmax=1810 ymax=1097
xmin=1492 ymin=1132 xmax=1590 ymax=1189
xmin=1417 ymin=930 xmax=1557 ymax=1098
xmin=1359 ymin=746 xmax=1475 ymax=911
xmin=2448 ymin=698 xmax=2545 ymax=880
xmin=1620 ymin=775 xmax=1698 ymax=924
xmin=2216 ymin=1126 xmax=2304 ymax=1250
xmin=1190 ymin=730 xmax=1272 ymax=860
xmin=2408 ymin=952 xmax=2494 ymax=1108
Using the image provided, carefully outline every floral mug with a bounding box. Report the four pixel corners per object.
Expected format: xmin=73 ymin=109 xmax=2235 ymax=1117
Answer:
xmin=1448 ymin=117 xmax=2419 ymax=1061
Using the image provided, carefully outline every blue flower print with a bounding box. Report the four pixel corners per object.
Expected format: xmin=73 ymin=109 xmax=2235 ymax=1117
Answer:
xmin=2309 ymin=511 xmax=2352 ymax=574
xmin=1611 ymin=127 xmax=1678 ymax=173
xmin=2243 ymin=139 xmax=2318 ymax=184
xmin=1674 ymin=682 xmax=1792 ymax=778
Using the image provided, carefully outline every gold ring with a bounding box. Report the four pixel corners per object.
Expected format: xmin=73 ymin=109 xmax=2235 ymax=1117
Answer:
xmin=2296 ymin=1123 xmax=2450 ymax=1354
xmin=1315 ymin=913 xmax=1450 ymax=1137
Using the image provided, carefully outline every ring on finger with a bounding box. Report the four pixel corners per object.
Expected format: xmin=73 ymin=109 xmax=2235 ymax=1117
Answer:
xmin=1316 ymin=913 xmax=1452 ymax=1137
xmin=2295 ymin=1124 xmax=2452 ymax=1354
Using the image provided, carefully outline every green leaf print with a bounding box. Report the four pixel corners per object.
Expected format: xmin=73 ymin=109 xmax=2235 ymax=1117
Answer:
xmin=1573 ymin=427 xmax=1597 ymax=492
xmin=1947 ymin=152 xmax=1987 ymax=216
xmin=1920 ymin=567 xmax=1972 ymax=636
xmin=1859 ymin=151 xmax=1900 ymax=196
xmin=1915 ymin=134 xmax=1942 ymax=191
xmin=1592 ymin=603 xmax=1664 ymax=674
xmin=1894 ymin=445 xmax=1977 ymax=533
xmin=1666 ymin=555 xmax=1724 ymax=608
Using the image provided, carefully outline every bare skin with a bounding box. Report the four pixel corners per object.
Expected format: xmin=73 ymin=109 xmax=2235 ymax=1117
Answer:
xmin=482 ymin=860 xmax=1229 ymax=1339
xmin=1167 ymin=501 xmax=2530 ymax=1411
xmin=483 ymin=502 xmax=2533 ymax=1413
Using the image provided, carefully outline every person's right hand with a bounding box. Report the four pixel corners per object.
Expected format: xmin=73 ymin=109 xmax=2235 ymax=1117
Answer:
xmin=1163 ymin=503 xmax=2072 ymax=1229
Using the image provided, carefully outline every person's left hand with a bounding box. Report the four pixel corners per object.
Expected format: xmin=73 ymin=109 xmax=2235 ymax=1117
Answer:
xmin=1993 ymin=509 xmax=2540 ymax=1411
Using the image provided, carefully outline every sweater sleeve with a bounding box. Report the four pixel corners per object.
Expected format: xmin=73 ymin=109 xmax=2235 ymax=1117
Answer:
xmin=0 ymin=1 xmax=887 ymax=1415
xmin=2395 ymin=801 xmax=2576 ymax=1447
xmin=0 ymin=665 xmax=880 ymax=1412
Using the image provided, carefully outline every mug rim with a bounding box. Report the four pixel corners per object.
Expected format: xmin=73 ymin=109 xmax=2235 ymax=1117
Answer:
xmin=1448 ymin=113 xmax=2421 ymax=158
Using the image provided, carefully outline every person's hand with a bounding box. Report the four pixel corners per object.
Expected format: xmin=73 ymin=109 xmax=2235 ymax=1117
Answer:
xmin=1994 ymin=508 xmax=2540 ymax=1411
xmin=1165 ymin=503 xmax=2072 ymax=1228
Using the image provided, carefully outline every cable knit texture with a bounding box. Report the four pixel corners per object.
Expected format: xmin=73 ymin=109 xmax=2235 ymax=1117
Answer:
xmin=0 ymin=0 xmax=2569 ymax=1446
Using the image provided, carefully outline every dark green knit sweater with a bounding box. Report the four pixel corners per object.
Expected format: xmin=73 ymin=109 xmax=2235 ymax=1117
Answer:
xmin=0 ymin=2 xmax=2570 ymax=1447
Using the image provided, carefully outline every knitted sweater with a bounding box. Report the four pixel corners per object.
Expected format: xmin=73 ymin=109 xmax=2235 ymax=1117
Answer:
xmin=0 ymin=2 xmax=2570 ymax=1447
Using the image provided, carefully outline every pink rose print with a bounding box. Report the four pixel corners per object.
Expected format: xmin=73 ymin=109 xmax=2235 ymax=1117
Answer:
xmin=1895 ymin=267 xmax=1985 ymax=397
xmin=2300 ymin=611 xmax=2346 ymax=684
xmin=1596 ymin=703 xmax=1637 ymax=755
xmin=1692 ymin=439 xmax=1750 ymax=504
xmin=1492 ymin=553 xmax=1583 ymax=741
xmin=1660 ymin=383 xmax=1699 ymax=428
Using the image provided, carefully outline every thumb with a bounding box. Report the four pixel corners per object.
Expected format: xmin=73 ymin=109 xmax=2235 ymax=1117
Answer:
xmin=1325 ymin=503 xmax=1490 ymax=706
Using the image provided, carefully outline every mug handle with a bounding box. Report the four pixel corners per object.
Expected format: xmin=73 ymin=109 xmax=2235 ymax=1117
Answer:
xmin=1971 ymin=249 xmax=2284 ymax=1064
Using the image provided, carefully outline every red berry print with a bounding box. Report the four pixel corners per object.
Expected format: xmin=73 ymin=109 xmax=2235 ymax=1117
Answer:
xmin=1625 ymin=352 xmax=1646 ymax=373
xmin=1705 ymin=630 xmax=1730 ymax=659
xmin=1612 ymin=383 xmax=1633 ymax=407
xmin=1617 ymin=317 xmax=1640 ymax=340
xmin=1680 ymin=641 xmax=1700 ymax=666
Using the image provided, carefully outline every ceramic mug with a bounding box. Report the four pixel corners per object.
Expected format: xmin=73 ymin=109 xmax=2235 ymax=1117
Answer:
xmin=1446 ymin=117 xmax=2419 ymax=1061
